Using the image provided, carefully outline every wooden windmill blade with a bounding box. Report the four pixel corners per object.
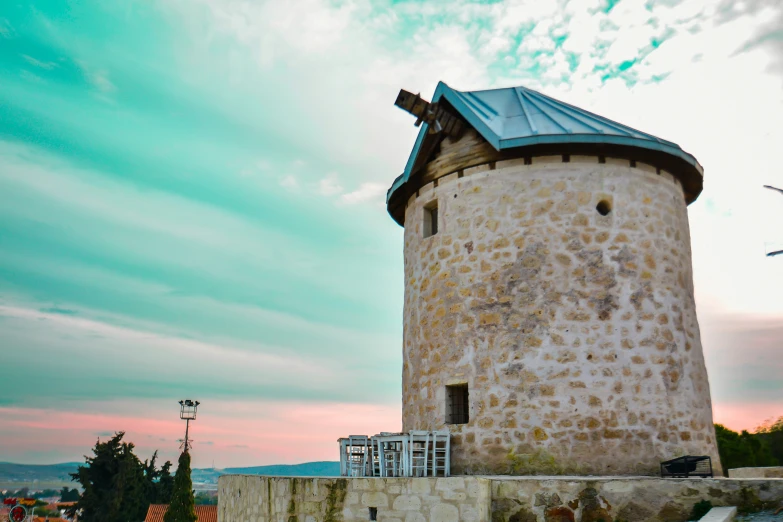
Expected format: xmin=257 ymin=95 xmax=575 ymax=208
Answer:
xmin=394 ymin=89 xmax=464 ymax=138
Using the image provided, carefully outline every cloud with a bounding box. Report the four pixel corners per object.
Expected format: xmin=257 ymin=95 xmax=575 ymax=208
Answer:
xmin=0 ymin=400 xmax=400 ymax=467
xmin=318 ymin=173 xmax=343 ymax=196
xmin=38 ymin=307 xmax=78 ymax=315
xmin=0 ymin=304 xmax=343 ymax=401
xmin=340 ymin=182 xmax=387 ymax=205
xmin=0 ymin=18 xmax=13 ymax=38
xmin=75 ymin=61 xmax=116 ymax=95
xmin=279 ymin=174 xmax=298 ymax=190
xmin=21 ymin=54 xmax=59 ymax=70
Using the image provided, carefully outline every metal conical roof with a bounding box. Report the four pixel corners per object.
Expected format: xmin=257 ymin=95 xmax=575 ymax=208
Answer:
xmin=387 ymin=82 xmax=703 ymax=224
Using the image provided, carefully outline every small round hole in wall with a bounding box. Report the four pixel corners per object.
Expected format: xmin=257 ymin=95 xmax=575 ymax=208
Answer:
xmin=596 ymin=200 xmax=612 ymax=216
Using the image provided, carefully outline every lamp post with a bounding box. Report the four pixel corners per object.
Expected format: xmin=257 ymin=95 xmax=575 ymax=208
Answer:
xmin=178 ymin=399 xmax=200 ymax=452
xmin=764 ymin=185 xmax=783 ymax=258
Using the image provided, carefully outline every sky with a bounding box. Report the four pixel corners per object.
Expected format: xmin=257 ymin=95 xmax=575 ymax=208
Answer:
xmin=0 ymin=0 xmax=781 ymax=469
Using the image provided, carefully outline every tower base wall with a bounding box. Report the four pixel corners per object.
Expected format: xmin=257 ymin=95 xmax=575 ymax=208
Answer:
xmin=401 ymin=156 xmax=721 ymax=476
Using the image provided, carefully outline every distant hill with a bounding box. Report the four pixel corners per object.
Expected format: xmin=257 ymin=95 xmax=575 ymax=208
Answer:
xmin=191 ymin=461 xmax=340 ymax=484
xmin=0 ymin=462 xmax=81 ymax=483
xmin=2 ymin=461 xmax=341 ymax=487
xmin=224 ymin=461 xmax=340 ymax=477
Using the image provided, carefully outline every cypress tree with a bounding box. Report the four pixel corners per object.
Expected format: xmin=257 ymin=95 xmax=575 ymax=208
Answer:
xmin=163 ymin=451 xmax=197 ymax=522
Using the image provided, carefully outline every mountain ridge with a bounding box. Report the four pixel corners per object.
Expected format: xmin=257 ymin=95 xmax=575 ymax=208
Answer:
xmin=0 ymin=461 xmax=341 ymax=485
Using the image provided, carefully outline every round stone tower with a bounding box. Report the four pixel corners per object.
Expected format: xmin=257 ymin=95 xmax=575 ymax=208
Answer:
xmin=387 ymin=83 xmax=722 ymax=476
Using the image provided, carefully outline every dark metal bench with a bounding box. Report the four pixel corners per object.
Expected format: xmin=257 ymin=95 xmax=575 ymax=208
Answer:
xmin=660 ymin=456 xmax=713 ymax=478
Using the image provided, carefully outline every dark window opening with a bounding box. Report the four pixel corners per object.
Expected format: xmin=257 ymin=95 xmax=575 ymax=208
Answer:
xmin=424 ymin=201 xmax=438 ymax=238
xmin=596 ymin=200 xmax=612 ymax=216
xmin=446 ymin=384 xmax=469 ymax=424
xmin=369 ymin=507 xmax=378 ymax=520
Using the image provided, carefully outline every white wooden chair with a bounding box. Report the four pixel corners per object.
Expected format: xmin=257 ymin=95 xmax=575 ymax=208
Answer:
xmin=370 ymin=437 xmax=382 ymax=477
xmin=378 ymin=436 xmax=406 ymax=477
xmin=408 ymin=430 xmax=430 ymax=477
xmin=346 ymin=435 xmax=370 ymax=477
xmin=430 ymin=430 xmax=450 ymax=477
xmin=338 ymin=438 xmax=348 ymax=476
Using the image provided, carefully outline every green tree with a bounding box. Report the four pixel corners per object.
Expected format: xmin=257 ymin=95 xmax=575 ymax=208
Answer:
xmin=755 ymin=416 xmax=783 ymax=465
xmin=60 ymin=487 xmax=80 ymax=502
xmin=143 ymin=451 xmax=175 ymax=504
xmin=157 ymin=460 xmax=175 ymax=503
xmin=163 ymin=451 xmax=197 ymax=522
xmin=66 ymin=432 xmax=173 ymax=522
xmin=194 ymin=492 xmax=217 ymax=505
xmin=715 ymin=424 xmax=777 ymax=475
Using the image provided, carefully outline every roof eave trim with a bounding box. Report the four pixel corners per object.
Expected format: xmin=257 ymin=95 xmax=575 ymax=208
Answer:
xmin=499 ymin=134 xmax=704 ymax=175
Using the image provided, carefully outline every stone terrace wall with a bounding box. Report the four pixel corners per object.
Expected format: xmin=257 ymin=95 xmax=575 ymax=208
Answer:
xmin=217 ymin=475 xmax=491 ymax=522
xmin=218 ymin=476 xmax=783 ymax=522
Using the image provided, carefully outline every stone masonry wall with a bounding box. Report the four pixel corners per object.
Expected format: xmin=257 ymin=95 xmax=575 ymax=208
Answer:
xmin=218 ymin=475 xmax=783 ymax=522
xmin=217 ymin=475 xmax=491 ymax=522
xmin=401 ymin=155 xmax=721 ymax=475
xmin=491 ymin=476 xmax=783 ymax=522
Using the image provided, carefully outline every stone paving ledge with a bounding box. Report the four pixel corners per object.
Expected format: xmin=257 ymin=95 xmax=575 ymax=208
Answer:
xmin=700 ymin=506 xmax=738 ymax=522
xmin=729 ymin=467 xmax=783 ymax=479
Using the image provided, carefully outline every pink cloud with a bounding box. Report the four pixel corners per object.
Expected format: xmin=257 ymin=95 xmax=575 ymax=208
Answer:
xmin=0 ymin=400 xmax=400 ymax=468
xmin=713 ymin=401 xmax=783 ymax=433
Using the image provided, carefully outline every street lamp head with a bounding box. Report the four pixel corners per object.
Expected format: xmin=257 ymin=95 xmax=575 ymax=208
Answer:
xmin=179 ymin=398 xmax=200 ymax=420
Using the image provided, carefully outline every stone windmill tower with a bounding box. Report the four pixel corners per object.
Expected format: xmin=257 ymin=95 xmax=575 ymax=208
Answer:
xmin=387 ymin=83 xmax=722 ymax=476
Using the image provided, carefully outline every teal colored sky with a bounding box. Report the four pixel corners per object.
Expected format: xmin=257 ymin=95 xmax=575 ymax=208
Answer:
xmin=1 ymin=0 xmax=782 ymax=467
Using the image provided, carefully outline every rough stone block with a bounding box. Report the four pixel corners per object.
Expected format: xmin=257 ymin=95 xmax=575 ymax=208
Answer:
xmin=393 ymin=495 xmax=423 ymax=511
xmin=430 ymin=503 xmax=460 ymax=522
xmin=459 ymin=505 xmax=481 ymax=522
xmin=362 ymin=492 xmax=389 ymax=508
xmin=442 ymin=490 xmax=467 ymax=501
xmin=436 ymin=477 xmax=466 ymax=491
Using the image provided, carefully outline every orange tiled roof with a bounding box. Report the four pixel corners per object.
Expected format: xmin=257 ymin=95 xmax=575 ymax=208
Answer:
xmin=33 ymin=518 xmax=68 ymax=522
xmin=144 ymin=504 xmax=217 ymax=522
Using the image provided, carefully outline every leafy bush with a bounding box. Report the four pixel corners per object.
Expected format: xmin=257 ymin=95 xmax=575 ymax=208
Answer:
xmin=689 ymin=499 xmax=713 ymax=521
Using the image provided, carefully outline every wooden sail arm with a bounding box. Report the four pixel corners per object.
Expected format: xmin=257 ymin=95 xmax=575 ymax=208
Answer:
xmin=394 ymin=89 xmax=464 ymax=138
